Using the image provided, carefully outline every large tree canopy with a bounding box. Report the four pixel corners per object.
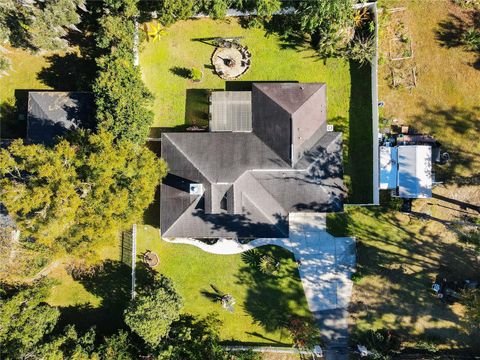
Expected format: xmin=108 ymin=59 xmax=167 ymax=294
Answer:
xmin=295 ymin=0 xmax=355 ymax=57
xmin=93 ymin=0 xmax=155 ymax=143
xmin=0 ymin=281 xmax=60 ymax=359
xmin=0 ymin=0 xmax=85 ymax=51
xmin=125 ymin=274 xmax=183 ymax=347
xmin=94 ymin=55 xmax=154 ymax=143
xmin=0 ymin=131 xmax=166 ymax=251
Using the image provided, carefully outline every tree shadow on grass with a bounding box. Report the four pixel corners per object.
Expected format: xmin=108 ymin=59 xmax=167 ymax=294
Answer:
xmin=411 ymin=104 xmax=480 ymax=180
xmin=37 ymin=53 xmax=97 ymax=91
xmin=57 ymin=260 xmax=131 ymax=335
xmin=341 ymin=206 xmax=479 ymax=348
xmin=236 ymin=246 xmax=308 ymax=338
xmin=170 ymin=66 xmax=192 ymax=79
xmin=436 ymin=10 xmax=480 ymax=68
xmin=200 ymin=284 xmax=225 ymax=303
xmin=261 ymin=15 xmax=309 ymax=52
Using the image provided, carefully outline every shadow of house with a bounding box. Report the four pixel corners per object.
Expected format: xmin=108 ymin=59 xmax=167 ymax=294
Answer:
xmin=347 ymin=61 xmax=373 ymax=204
xmin=26 ymin=91 xmax=95 ymax=146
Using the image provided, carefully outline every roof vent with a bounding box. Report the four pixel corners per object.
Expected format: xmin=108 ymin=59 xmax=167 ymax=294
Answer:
xmin=189 ymin=183 xmax=204 ymax=195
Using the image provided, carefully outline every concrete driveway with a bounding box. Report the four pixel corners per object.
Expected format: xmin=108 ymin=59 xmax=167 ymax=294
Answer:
xmin=288 ymin=213 xmax=356 ymax=359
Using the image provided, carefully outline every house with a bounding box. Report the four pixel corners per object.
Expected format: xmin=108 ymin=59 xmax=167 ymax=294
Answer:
xmin=380 ymin=145 xmax=433 ymax=199
xmin=160 ymin=83 xmax=346 ymax=239
xmin=27 ymin=91 xmax=95 ymax=145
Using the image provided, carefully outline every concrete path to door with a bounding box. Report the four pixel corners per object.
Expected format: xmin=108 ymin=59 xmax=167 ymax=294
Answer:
xmin=162 ymin=212 xmax=356 ymax=359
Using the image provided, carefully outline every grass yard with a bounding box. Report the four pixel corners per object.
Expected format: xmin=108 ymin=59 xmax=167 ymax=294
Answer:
xmin=377 ymin=0 xmax=480 ymax=179
xmin=136 ymin=225 xmax=313 ymax=345
xmin=0 ymin=48 xmax=54 ymax=138
xmin=42 ymin=238 xmax=131 ymax=336
xmin=328 ymin=187 xmax=480 ymax=351
xmin=140 ymin=17 xmax=373 ymax=203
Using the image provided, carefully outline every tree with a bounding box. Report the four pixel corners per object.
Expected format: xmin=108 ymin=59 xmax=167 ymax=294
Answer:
xmin=0 ymin=0 xmax=86 ymax=51
xmin=94 ymin=0 xmax=155 ymax=143
xmin=200 ymin=0 xmax=231 ymax=19
xmin=295 ymin=0 xmax=355 ymax=57
xmin=0 ymin=132 xmax=166 ymax=252
xmin=97 ymin=331 xmax=134 ymax=360
xmin=94 ymin=55 xmax=154 ymax=143
xmin=33 ymin=325 xmax=136 ymax=359
xmin=156 ymin=0 xmax=199 ymax=26
xmin=124 ymin=274 xmax=182 ymax=347
xmin=256 ymin=0 xmax=282 ymax=21
xmin=96 ymin=15 xmax=135 ymax=58
xmin=0 ymin=281 xmax=60 ymax=359
xmin=158 ymin=314 xmax=261 ymax=360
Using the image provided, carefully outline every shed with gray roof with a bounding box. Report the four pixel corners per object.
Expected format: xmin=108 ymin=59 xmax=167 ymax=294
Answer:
xmin=27 ymin=91 xmax=95 ymax=145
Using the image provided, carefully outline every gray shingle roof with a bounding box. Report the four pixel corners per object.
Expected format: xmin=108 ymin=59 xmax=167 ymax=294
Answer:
xmin=27 ymin=92 xmax=95 ymax=145
xmin=163 ymin=132 xmax=289 ymax=183
xmin=160 ymin=83 xmax=345 ymax=239
xmin=252 ymin=83 xmax=327 ymax=166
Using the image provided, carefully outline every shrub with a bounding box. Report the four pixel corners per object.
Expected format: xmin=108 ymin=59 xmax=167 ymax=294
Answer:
xmin=462 ymin=27 xmax=480 ymax=52
xmin=354 ymin=329 xmax=401 ymax=359
xmin=0 ymin=55 xmax=10 ymax=74
xmin=288 ymin=317 xmax=322 ymax=349
xmin=258 ymin=255 xmax=278 ymax=275
xmin=346 ymin=34 xmax=376 ymax=65
xmin=190 ymin=67 xmax=203 ymax=82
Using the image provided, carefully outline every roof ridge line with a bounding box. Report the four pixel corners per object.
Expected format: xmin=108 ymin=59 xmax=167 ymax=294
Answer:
xmin=162 ymin=194 xmax=203 ymax=237
xmin=256 ymin=83 xmax=324 ymax=115
xmin=291 ymin=83 xmax=325 ymax=116
xmin=257 ymin=85 xmax=292 ymax=115
xmin=241 ymin=191 xmax=288 ymax=237
xmin=164 ymin=133 xmax=214 ymax=184
xmin=245 ymin=171 xmax=288 ymax=215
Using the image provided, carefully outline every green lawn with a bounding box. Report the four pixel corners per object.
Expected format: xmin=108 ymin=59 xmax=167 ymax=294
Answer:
xmin=328 ymin=197 xmax=480 ymax=351
xmin=0 ymin=47 xmax=55 ymax=138
xmin=140 ymin=17 xmax=373 ymax=203
xmin=136 ymin=225 xmax=312 ymax=345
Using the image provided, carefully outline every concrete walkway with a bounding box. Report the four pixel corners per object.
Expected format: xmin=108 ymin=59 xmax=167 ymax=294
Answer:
xmin=289 ymin=213 xmax=355 ymax=360
xmin=162 ymin=213 xmax=355 ymax=359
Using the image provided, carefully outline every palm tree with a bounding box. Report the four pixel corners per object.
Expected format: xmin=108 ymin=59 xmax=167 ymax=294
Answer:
xmin=144 ymin=22 xmax=166 ymax=43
